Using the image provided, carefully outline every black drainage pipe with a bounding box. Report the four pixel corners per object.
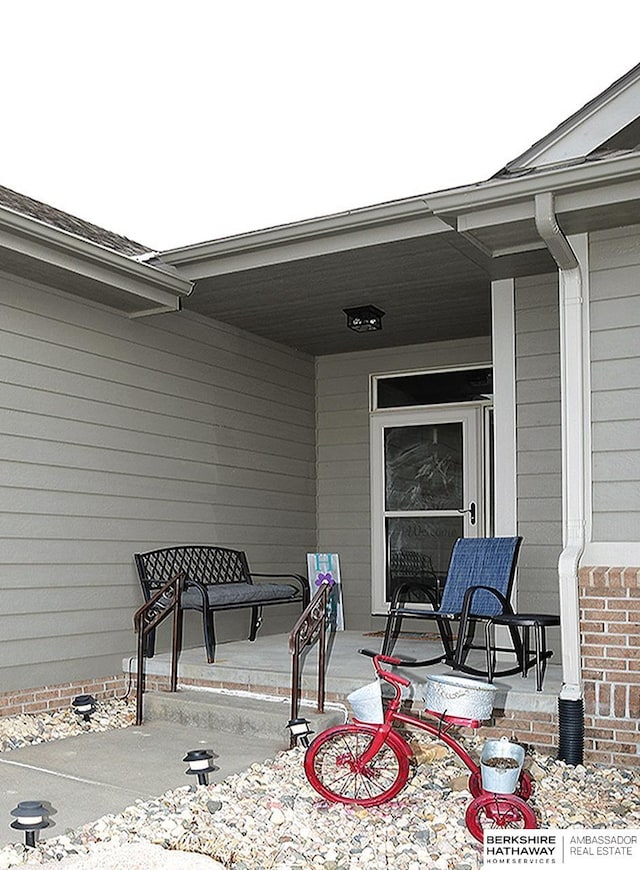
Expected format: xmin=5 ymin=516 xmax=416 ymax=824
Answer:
xmin=557 ymin=697 xmax=584 ymax=765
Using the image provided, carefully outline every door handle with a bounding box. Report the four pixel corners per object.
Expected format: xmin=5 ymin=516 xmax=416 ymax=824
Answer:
xmin=457 ymin=502 xmax=476 ymax=525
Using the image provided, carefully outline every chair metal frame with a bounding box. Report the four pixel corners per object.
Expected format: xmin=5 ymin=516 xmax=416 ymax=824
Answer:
xmin=379 ymin=536 xmax=525 ymax=678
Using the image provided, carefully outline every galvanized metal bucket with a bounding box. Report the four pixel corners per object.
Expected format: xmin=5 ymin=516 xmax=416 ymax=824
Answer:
xmin=424 ymin=674 xmax=496 ymax=720
xmin=480 ymin=736 xmax=525 ymax=794
xmin=347 ymin=680 xmax=384 ymax=723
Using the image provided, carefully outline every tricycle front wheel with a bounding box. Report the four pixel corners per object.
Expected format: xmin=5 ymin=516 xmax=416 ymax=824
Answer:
xmin=304 ymin=724 xmax=410 ymax=807
xmin=465 ymin=792 xmax=537 ymax=842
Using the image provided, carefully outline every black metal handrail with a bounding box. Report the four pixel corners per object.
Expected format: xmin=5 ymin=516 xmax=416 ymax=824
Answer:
xmin=132 ymin=571 xmax=185 ymax=726
xmin=288 ymin=582 xmax=331 ymax=746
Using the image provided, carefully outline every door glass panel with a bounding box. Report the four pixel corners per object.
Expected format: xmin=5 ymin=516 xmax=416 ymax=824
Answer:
xmin=386 ymin=516 xmax=462 ymax=603
xmin=376 ymin=367 xmax=493 ymax=409
xmin=371 ymin=404 xmax=484 ymax=615
xmin=384 ymin=423 xmax=463 ymax=511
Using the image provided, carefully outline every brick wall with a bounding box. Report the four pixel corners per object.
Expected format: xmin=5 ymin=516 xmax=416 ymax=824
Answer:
xmin=482 ymin=710 xmax=558 ymax=756
xmin=0 ymin=675 xmax=129 ymax=717
xmin=579 ymin=565 xmax=640 ymax=766
xmin=480 ymin=567 xmax=640 ymax=766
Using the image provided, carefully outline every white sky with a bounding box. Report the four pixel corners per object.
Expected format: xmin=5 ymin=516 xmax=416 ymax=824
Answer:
xmin=1 ymin=1 xmax=639 ymax=251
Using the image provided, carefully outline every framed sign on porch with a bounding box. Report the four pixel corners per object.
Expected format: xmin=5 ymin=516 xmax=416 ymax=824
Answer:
xmin=307 ymin=553 xmax=344 ymax=630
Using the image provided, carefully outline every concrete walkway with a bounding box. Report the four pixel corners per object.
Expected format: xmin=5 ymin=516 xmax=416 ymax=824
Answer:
xmin=0 ymin=674 xmax=346 ymax=851
xmin=0 ymin=716 xmax=283 ymax=848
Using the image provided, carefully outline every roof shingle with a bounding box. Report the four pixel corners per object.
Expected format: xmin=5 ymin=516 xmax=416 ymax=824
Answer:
xmin=0 ymin=184 xmax=152 ymax=258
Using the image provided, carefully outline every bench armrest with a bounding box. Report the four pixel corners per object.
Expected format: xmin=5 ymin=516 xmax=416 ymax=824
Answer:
xmin=182 ymin=577 xmax=209 ymax=607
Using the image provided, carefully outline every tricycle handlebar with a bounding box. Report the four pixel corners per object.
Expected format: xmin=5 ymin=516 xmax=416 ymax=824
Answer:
xmin=357 ymin=648 xmax=412 ymax=687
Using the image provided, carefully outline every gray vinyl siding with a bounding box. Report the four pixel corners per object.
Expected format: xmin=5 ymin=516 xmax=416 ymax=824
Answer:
xmin=0 ymin=271 xmax=316 ymax=692
xmin=589 ymin=224 xmax=640 ymax=541
xmin=316 ymin=336 xmax=492 ymax=631
xmin=515 ymin=273 xmax=562 ymax=614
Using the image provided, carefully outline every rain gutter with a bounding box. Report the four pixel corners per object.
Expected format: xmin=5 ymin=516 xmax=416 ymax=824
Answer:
xmin=159 ymin=198 xmax=442 ymax=278
xmin=0 ymin=205 xmax=193 ymax=316
xmin=427 ymin=150 xmax=640 ymax=216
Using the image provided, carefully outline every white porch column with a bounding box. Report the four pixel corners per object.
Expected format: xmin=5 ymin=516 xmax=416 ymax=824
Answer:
xmin=491 ymin=278 xmax=517 ymax=538
xmin=491 ymin=279 xmax=518 ymax=657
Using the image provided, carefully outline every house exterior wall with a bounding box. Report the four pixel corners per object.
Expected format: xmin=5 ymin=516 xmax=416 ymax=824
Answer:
xmin=0 ymin=271 xmax=316 ymax=695
xmin=577 ymin=223 xmax=640 ymax=764
xmin=475 ymin=228 xmax=640 ymax=765
xmin=315 ymin=336 xmax=492 ymax=632
xmin=589 ymin=224 xmax=640 ymax=541
xmin=513 ymin=273 xmax=563 ymax=616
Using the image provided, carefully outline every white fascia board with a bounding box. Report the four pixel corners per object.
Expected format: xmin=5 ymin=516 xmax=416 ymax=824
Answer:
xmin=0 ymin=206 xmax=193 ymax=305
xmin=457 ymin=200 xmax=534 ymax=233
xmin=555 ymin=175 xmax=640 ymax=214
xmin=506 ymin=65 xmax=640 ymax=171
xmin=160 ymin=198 xmax=447 ymax=279
xmin=428 ymin=152 xmax=640 ymax=226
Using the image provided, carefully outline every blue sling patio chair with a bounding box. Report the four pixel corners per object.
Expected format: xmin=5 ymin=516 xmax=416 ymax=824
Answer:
xmin=376 ymin=536 xmax=524 ymax=678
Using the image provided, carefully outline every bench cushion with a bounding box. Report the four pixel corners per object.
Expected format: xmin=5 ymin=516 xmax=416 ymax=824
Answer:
xmin=181 ymin=582 xmax=299 ymax=609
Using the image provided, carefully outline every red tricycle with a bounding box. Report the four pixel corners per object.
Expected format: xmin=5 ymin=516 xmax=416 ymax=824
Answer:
xmin=304 ymin=653 xmax=537 ymax=842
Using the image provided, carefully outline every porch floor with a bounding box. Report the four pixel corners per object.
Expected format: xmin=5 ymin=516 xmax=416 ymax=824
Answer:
xmin=129 ymin=630 xmax=562 ymax=715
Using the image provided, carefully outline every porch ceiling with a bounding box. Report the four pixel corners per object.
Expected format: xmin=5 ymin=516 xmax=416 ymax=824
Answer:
xmin=180 ymin=230 xmax=554 ymax=356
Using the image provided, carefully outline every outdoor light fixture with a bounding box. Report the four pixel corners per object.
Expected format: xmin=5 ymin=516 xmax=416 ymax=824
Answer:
xmin=72 ymin=694 xmax=96 ymax=722
xmin=10 ymin=801 xmax=51 ymax=848
xmin=286 ymin=717 xmax=313 ymax=748
xmin=183 ymin=749 xmax=217 ymax=786
xmin=343 ymin=305 xmax=385 ymax=332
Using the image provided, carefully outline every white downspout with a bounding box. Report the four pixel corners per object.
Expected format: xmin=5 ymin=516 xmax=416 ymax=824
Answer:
xmin=534 ymin=192 xmax=584 ymax=703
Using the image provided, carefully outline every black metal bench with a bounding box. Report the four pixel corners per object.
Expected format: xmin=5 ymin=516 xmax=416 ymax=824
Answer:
xmin=134 ymin=546 xmax=309 ymax=663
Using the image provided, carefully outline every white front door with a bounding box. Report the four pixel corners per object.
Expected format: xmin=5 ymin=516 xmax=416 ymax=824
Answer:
xmin=370 ymin=405 xmax=487 ymax=614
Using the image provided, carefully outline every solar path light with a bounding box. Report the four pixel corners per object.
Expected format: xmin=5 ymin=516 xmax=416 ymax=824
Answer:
xmin=183 ymin=749 xmax=217 ymax=786
xmin=10 ymin=801 xmax=51 ymax=848
xmin=286 ymin=717 xmax=313 ymax=748
xmin=72 ymin=694 xmax=96 ymax=722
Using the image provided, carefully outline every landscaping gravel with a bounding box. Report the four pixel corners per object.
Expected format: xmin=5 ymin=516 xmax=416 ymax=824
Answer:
xmin=0 ymin=701 xmax=135 ymax=752
xmin=1 ymin=702 xmax=640 ymax=869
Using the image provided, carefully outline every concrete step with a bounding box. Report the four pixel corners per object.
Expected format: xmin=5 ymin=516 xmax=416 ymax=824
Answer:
xmin=142 ymin=688 xmax=346 ymax=745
